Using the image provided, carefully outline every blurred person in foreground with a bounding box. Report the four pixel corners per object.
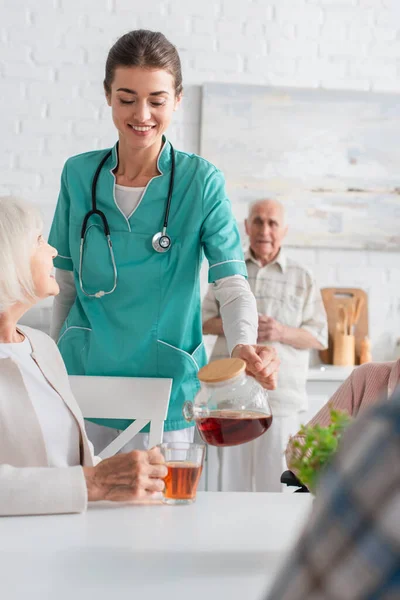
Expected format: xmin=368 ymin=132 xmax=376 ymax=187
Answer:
xmin=202 ymin=199 xmax=328 ymax=491
xmin=266 ymin=385 xmax=400 ymax=600
xmin=0 ymin=196 xmax=166 ymax=516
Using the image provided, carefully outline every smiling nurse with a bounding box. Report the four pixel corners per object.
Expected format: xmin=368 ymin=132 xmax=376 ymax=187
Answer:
xmin=49 ymin=30 xmax=279 ymax=450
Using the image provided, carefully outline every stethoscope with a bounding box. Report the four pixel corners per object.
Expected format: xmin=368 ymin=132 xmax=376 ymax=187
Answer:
xmin=79 ymin=144 xmax=175 ymax=299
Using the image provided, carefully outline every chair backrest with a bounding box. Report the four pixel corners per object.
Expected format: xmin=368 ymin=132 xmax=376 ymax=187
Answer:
xmin=69 ymin=375 xmax=172 ymax=459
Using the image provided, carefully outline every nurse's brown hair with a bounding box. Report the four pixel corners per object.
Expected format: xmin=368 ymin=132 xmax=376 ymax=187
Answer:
xmin=104 ymin=30 xmax=183 ymax=96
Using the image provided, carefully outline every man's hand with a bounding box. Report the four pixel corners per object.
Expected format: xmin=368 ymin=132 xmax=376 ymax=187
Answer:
xmin=257 ymin=315 xmax=284 ymax=343
xmin=83 ymin=447 xmax=167 ymax=502
xmin=231 ymin=344 xmax=280 ymax=390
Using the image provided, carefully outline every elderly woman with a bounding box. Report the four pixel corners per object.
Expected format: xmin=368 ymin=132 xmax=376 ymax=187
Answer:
xmin=0 ymin=196 xmax=167 ymax=516
xmin=286 ymin=358 xmax=400 ymax=463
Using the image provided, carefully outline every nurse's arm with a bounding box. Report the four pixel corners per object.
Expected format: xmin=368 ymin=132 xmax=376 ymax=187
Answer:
xmin=50 ymin=269 xmax=76 ymax=342
xmin=202 ymin=282 xmax=223 ymax=335
xmin=213 ymin=276 xmax=280 ymax=390
xmin=213 ymin=275 xmax=258 ymax=353
xmin=199 ymin=169 xmax=279 ymax=387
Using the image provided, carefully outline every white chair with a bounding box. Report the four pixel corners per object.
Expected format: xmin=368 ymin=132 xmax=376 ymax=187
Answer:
xmin=69 ymin=375 xmax=172 ymax=459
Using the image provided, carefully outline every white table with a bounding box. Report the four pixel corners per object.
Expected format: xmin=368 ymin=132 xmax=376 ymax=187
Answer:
xmin=0 ymin=492 xmax=312 ymax=600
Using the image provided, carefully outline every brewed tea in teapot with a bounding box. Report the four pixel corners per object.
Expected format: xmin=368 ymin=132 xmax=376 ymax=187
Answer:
xmin=183 ymin=358 xmax=273 ymax=447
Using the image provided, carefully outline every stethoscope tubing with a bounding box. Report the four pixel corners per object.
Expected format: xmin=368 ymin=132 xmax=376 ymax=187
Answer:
xmin=79 ymin=143 xmax=175 ymax=298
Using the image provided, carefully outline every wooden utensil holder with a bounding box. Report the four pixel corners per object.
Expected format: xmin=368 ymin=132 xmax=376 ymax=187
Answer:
xmin=333 ymin=333 xmax=355 ymax=366
xmin=319 ymin=288 xmax=368 ymax=365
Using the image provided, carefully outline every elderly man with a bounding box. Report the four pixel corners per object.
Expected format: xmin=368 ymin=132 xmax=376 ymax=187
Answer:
xmin=202 ymin=199 xmax=328 ymax=491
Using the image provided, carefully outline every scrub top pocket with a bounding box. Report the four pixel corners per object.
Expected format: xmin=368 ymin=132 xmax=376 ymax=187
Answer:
xmin=157 ymin=339 xmax=205 ymax=429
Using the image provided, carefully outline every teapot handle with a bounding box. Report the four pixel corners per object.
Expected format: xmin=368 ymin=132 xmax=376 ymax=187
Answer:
xmin=183 ymin=401 xmax=195 ymax=422
xmin=183 ymin=386 xmax=210 ymax=422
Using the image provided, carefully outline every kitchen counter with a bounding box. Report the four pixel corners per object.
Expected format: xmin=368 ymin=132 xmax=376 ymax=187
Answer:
xmin=303 ymin=364 xmax=355 ymax=425
xmin=307 ymin=364 xmax=355 ymax=381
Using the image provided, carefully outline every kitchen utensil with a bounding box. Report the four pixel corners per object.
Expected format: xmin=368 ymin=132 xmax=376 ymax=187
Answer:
xmin=319 ymin=288 xmax=368 ymax=365
xmin=333 ymin=333 xmax=355 ymax=366
xmin=359 ymin=337 xmax=372 ymax=364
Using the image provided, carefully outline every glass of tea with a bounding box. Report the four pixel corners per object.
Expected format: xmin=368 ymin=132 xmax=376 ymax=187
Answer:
xmin=159 ymin=442 xmax=205 ymax=505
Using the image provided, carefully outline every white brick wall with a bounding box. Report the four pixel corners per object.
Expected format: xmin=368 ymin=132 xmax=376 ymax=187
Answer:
xmin=1 ymin=0 xmax=400 ymax=360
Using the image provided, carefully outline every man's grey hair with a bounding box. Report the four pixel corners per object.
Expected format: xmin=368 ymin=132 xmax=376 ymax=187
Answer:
xmin=247 ymin=198 xmax=286 ymax=225
xmin=0 ymin=196 xmax=43 ymax=313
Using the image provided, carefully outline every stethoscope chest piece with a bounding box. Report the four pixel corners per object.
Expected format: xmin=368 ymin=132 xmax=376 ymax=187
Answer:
xmin=152 ymin=231 xmax=172 ymax=253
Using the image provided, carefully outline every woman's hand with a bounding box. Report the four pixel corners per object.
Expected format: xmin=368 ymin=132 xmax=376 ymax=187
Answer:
xmin=83 ymin=447 xmax=168 ymax=502
xmin=231 ymin=344 xmax=280 ymax=390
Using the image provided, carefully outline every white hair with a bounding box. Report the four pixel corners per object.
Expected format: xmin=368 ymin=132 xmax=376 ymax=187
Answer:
xmin=0 ymin=196 xmax=43 ymax=313
xmin=247 ymin=198 xmax=287 ymax=225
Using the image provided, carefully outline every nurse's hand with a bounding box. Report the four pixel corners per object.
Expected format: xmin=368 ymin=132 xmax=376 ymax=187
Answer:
xmin=231 ymin=344 xmax=279 ymax=390
xmin=83 ymin=447 xmax=168 ymax=502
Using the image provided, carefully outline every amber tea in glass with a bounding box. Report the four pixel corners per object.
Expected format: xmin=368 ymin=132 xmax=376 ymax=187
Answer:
xmin=160 ymin=442 xmax=205 ymax=505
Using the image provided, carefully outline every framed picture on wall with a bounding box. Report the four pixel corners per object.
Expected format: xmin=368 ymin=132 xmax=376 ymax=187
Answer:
xmin=201 ymin=83 xmax=400 ymax=251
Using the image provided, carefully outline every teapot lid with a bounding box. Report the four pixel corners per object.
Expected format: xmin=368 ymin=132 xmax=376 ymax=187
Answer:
xmin=198 ymin=358 xmax=246 ymax=383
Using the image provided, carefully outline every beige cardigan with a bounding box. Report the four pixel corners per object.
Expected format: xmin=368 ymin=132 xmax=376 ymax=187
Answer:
xmin=0 ymin=325 xmax=98 ymax=516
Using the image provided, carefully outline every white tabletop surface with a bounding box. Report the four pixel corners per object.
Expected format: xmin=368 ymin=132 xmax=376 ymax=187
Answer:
xmin=0 ymin=492 xmax=312 ymax=600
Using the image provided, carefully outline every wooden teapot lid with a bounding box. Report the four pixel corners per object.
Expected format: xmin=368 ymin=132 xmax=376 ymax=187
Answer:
xmin=197 ymin=358 xmax=246 ymax=383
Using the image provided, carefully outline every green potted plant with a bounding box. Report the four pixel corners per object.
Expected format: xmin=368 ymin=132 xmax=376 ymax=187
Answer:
xmin=287 ymin=407 xmax=351 ymax=494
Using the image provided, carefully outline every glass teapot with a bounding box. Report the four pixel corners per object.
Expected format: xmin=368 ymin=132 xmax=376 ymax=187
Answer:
xmin=183 ymin=358 xmax=273 ymax=447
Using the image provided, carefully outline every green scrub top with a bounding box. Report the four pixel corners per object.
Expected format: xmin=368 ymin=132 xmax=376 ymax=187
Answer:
xmin=49 ymin=138 xmax=247 ymax=432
